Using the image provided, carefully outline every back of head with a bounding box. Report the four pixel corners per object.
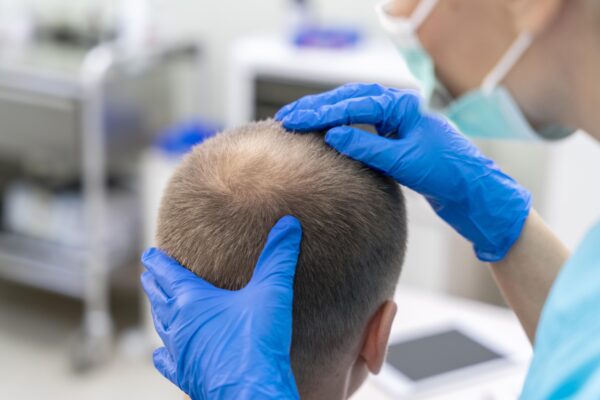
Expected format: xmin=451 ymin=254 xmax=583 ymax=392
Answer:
xmin=156 ymin=120 xmax=407 ymax=389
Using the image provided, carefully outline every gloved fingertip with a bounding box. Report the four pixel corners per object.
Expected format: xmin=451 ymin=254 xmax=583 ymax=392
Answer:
xmin=280 ymin=115 xmax=295 ymax=128
xmin=281 ymin=113 xmax=307 ymax=130
xmin=273 ymin=215 xmax=302 ymax=234
xmin=140 ymin=271 xmax=158 ymax=295
xmin=250 ymin=215 xmax=303 ymax=285
xmin=141 ymin=247 xmax=158 ymax=262
xmin=140 ymin=270 xmax=151 ymax=285
xmin=325 ymin=127 xmax=354 ymax=149
xmin=152 ymin=346 xmax=166 ymax=360
xmin=274 ymin=108 xmax=289 ymax=121
xmin=326 ymin=125 xmax=352 ymax=135
xmin=153 ymin=347 xmax=177 ymax=384
xmin=141 ymin=248 xmax=180 ymax=274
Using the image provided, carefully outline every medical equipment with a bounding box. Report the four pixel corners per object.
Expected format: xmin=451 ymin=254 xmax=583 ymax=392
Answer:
xmin=376 ymin=328 xmax=512 ymax=397
xmin=0 ymin=35 xmax=201 ymax=370
xmin=386 ymin=329 xmax=505 ymax=381
xmin=356 ymin=285 xmax=531 ymax=400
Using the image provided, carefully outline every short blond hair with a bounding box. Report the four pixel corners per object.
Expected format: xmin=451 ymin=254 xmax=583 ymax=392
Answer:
xmin=156 ymin=120 xmax=407 ymax=386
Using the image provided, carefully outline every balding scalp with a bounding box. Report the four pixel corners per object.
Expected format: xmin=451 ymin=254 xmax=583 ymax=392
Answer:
xmin=156 ymin=120 xmax=407 ymax=385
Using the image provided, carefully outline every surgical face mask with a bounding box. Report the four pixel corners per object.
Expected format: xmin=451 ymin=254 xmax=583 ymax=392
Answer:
xmin=375 ymin=0 xmax=574 ymax=141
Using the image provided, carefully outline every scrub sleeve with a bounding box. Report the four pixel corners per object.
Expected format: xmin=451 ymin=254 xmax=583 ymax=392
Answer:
xmin=521 ymin=220 xmax=600 ymax=399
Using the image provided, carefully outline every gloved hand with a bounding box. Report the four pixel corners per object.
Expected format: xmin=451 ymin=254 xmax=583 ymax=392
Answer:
xmin=276 ymin=83 xmax=531 ymax=262
xmin=141 ymin=216 xmax=302 ymax=400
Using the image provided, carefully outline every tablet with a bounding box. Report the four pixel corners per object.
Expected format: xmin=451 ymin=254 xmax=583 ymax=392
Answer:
xmin=374 ymin=327 xmax=511 ymax=396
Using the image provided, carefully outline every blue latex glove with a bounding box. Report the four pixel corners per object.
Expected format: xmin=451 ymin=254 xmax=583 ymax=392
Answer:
xmin=276 ymin=83 xmax=531 ymax=261
xmin=141 ymin=216 xmax=302 ymax=400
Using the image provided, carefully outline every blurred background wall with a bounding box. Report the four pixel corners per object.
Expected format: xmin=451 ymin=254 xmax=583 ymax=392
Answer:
xmin=22 ymin=0 xmax=387 ymax=122
xmin=1 ymin=1 xmax=599 ymax=398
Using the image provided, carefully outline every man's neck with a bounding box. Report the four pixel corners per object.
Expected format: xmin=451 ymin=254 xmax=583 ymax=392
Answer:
xmin=299 ymin=373 xmax=350 ymax=400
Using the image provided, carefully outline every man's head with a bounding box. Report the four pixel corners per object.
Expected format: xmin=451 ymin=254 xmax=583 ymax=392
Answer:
xmin=156 ymin=120 xmax=407 ymax=398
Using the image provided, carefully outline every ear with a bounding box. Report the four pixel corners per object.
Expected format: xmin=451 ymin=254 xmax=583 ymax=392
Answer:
xmin=359 ymin=300 xmax=397 ymax=374
xmin=509 ymin=0 xmax=565 ymax=34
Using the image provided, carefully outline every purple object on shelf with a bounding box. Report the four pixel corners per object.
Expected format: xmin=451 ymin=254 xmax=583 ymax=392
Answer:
xmin=293 ymin=26 xmax=362 ymax=49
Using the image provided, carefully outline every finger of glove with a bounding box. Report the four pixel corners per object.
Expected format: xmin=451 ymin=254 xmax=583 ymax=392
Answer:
xmin=142 ymin=247 xmax=218 ymax=297
xmin=250 ymin=215 xmax=302 ymax=288
xmin=141 ymin=271 xmax=170 ymax=317
xmin=325 ymin=126 xmax=407 ymax=180
xmin=150 ymin=307 xmax=172 ymax=353
xmin=282 ymin=90 xmax=423 ymax=134
xmin=281 ymin=94 xmax=404 ymax=133
xmin=275 ymin=83 xmax=387 ymax=121
xmin=153 ymin=347 xmax=178 ymax=387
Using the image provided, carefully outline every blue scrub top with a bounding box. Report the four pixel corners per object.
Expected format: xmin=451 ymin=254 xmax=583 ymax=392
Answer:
xmin=521 ymin=220 xmax=600 ymax=399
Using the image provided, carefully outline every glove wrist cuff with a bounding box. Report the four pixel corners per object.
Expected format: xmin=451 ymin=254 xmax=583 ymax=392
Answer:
xmin=474 ymin=201 xmax=531 ymax=262
xmin=471 ymin=180 xmax=532 ymax=262
xmin=198 ymin=360 xmax=299 ymax=400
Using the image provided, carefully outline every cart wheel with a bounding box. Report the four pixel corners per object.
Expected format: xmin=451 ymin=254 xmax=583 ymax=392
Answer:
xmin=69 ymin=328 xmax=112 ymax=373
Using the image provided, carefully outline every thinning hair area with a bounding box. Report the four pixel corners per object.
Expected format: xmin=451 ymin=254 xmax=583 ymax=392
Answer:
xmin=156 ymin=120 xmax=407 ymax=386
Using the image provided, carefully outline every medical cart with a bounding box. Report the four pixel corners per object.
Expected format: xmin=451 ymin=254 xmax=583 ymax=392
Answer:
xmin=0 ymin=39 xmax=200 ymax=370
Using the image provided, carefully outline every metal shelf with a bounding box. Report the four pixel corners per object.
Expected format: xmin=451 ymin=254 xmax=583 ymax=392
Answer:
xmin=0 ymin=232 xmax=86 ymax=297
xmin=0 ymin=40 xmax=202 ymax=370
xmin=0 ymin=232 xmax=133 ymax=299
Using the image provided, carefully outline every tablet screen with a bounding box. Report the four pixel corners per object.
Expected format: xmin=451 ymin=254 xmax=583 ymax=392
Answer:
xmin=386 ymin=329 xmax=504 ymax=382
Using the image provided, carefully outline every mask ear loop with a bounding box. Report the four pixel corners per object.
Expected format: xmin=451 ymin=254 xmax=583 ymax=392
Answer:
xmin=481 ymin=32 xmax=534 ymax=95
xmin=375 ymin=0 xmax=439 ymax=36
xmin=412 ymin=0 xmax=440 ymax=31
xmin=375 ymin=0 xmax=449 ymax=105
